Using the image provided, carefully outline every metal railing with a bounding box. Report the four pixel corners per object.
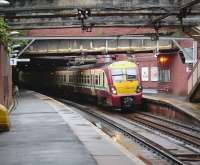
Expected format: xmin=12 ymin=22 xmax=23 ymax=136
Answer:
xmin=188 ymin=60 xmax=200 ymax=94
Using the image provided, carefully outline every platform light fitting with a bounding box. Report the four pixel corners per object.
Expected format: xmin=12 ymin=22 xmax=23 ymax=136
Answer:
xmin=12 ymin=44 xmax=21 ymax=49
xmin=77 ymin=8 xmax=91 ymax=20
xmin=10 ymin=31 xmax=19 ymax=35
xmin=0 ymin=0 xmax=10 ymax=5
xmin=12 ymin=50 xmax=19 ymax=53
xmin=10 ymin=53 xmax=18 ymax=57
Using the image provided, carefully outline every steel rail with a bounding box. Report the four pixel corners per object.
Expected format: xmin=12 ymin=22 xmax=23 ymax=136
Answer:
xmin=131 ymin=114 xmax=200 ymax=147
xmin=173 ymin=153 xmax=200 ymax=161
xmin=138 ymin=112 xmax=200 ymax=133
xmin=59 ymin=99 xmax=186 ymax=165
xmin=80 ymin=110 xmax=187 ymax=164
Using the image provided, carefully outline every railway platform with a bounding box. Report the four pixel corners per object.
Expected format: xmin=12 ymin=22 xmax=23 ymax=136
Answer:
xmin=143 ymin=93 xmax=200 ymax=123
xmin=0 ymin=90 xmax=144 ymax=165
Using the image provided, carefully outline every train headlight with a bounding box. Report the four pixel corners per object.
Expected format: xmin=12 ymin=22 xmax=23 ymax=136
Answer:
xmin=111 ymin=86 xmax=117 ymax=95
xmin=136 ymin=85 xmax=143 ymax=93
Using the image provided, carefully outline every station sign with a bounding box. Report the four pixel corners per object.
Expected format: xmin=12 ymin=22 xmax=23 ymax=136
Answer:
xmin=10 ymin=58 xmax=30 ymax=66
xmin=10 ymin=58 xmax=17 ymax=66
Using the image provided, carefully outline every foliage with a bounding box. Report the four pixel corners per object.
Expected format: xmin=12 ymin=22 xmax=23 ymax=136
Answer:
xmin=11 ymin=38 xmax=28 ymax=48
xmin=0 ymin=17 xmax=11 ymax=51
xmin=10 ymin=30 xmax=29 ymax=53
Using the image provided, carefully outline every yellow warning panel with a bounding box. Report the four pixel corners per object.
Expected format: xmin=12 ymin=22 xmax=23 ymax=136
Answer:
xmin=0 ymin=104 xmax=10 ymax=131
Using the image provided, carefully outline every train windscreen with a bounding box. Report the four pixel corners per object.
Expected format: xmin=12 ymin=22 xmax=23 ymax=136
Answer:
xmin=112 ymin=68 xmax=136 ymax=82
xmin=112 ymin=69 xmax=125 ymax=82
xmin=126 ymin=68 xmax=136 ymax=80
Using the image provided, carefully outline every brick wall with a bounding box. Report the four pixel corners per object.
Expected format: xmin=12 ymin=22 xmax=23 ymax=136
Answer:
xmin=170 ymin=53 xmax=189 ymax=95
xmin=28 ymin=27 xmax=174 ymax=37
xmin=135 ymin=53 xmax=158 ymax=89
xmin=0 ymin=45 xmax=13 ymax=108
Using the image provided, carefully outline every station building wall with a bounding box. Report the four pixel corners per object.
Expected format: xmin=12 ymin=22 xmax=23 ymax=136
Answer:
xmin=170 ymin=53 xmax=189 ymax=96
xmin=125 ymin=52 xmax=188 ymax=96
xmin=135 ymin=53 xmax=158 ymax=90
xmin=0 ymin=45 xmax=13 ymax=108
xmin=27 ymin=27 xmax=175 ymax=37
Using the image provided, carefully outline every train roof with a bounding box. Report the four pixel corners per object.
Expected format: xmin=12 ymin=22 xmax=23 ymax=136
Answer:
xmin=59 ymin=61 xmax=136 ymax=71
xmin=69 ymin=63 xmax=106 ymax=70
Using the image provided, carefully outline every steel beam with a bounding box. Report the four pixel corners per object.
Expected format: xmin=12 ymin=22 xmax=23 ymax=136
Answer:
xmin=5 ymin=11 xmax=200 ymax=19
xmin=22 ymin=48 xmax=179 ymax=57
xmin=13 ymin=36 xmax=193 ymax=41
xmin=152 ymin=0 xmax=200 ymax=24
xmin=172 ymin=39 xmax=197 ymax=64
xmin=17 ymin=39 xmax=35 ymax=57
xmin=0 ymin=6 xmax=175 ymax=13
xmin=9 ymin=25 xmax=199 ymax=31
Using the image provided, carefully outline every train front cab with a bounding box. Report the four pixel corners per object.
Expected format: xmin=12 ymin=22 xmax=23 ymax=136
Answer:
xmin=106 ymin=61 xmax=142 ymax=110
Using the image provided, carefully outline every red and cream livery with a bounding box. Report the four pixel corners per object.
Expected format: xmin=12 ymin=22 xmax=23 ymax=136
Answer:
xmin=54 ymin=61 xmax=142 ymax=110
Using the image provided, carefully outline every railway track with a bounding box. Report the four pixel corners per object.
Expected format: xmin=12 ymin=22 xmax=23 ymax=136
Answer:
xmin=121 ymin=113 xmax=200 ymax=163
xmin=59 ymin=98 xmax=200 ymax=165
xmin=137 ymin=112 xmax=200 ymax=133
xmin=125 ymin=113 xmax=200 ymax=148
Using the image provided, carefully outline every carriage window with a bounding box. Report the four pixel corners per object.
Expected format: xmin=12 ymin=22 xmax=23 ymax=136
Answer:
xmin=83 ymin=75 xmax=85 ymax=83
xmin=87 ymin=75 xmax=90 ymax=84
xmin=95 ymin=75 xmax=99 ymax=85
xmin=69 ymin=75 xmax=72 ymax=82
xmin=90 ymin=75 xmax=94 ymax=84
xmin=102 ymin=73 xmax=105 ymax=86
xmin=99 ymin=75 xmax=101 ymax=85
xmin=81 ymin=75 xmax=83 ymax=83
xmin=126 ymin=68 xmax=136 ymax=80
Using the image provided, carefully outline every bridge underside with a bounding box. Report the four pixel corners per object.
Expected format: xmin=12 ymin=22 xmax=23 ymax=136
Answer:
xmin=2 ymin=1 xmax=199 ymax=68
xmin=22 ymin=37 xmax=172 ymax=56
xmin=1 ymin=0 xmax=200 ymax=29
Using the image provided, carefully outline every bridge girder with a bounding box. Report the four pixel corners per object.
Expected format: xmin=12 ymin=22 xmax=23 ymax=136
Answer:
xmin=0 ymin=0 xmax=200 ymax=29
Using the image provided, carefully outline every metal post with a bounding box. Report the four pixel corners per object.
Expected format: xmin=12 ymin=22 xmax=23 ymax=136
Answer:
xmin=156 ymin=40 xmax=160 ymax=56
xmin=17 ymin=39 xmax=35 ymax=57
xmin=193 ymin=40 xmax=198 ymax=65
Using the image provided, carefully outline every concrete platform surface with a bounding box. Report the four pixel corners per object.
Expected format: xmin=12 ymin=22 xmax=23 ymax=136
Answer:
xmin=0 ymin=90 xmax=144 ymax=165
xmin=143 ymin=93 xmax=200 ymax=122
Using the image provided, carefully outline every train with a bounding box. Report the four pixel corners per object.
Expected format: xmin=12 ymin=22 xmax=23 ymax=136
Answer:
xmin=19 ymin=60 xmax=143 ymax=111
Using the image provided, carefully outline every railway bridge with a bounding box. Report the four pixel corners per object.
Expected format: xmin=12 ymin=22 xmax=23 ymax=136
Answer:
xmin=6 ymin=0 xmax=200 ymax=101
